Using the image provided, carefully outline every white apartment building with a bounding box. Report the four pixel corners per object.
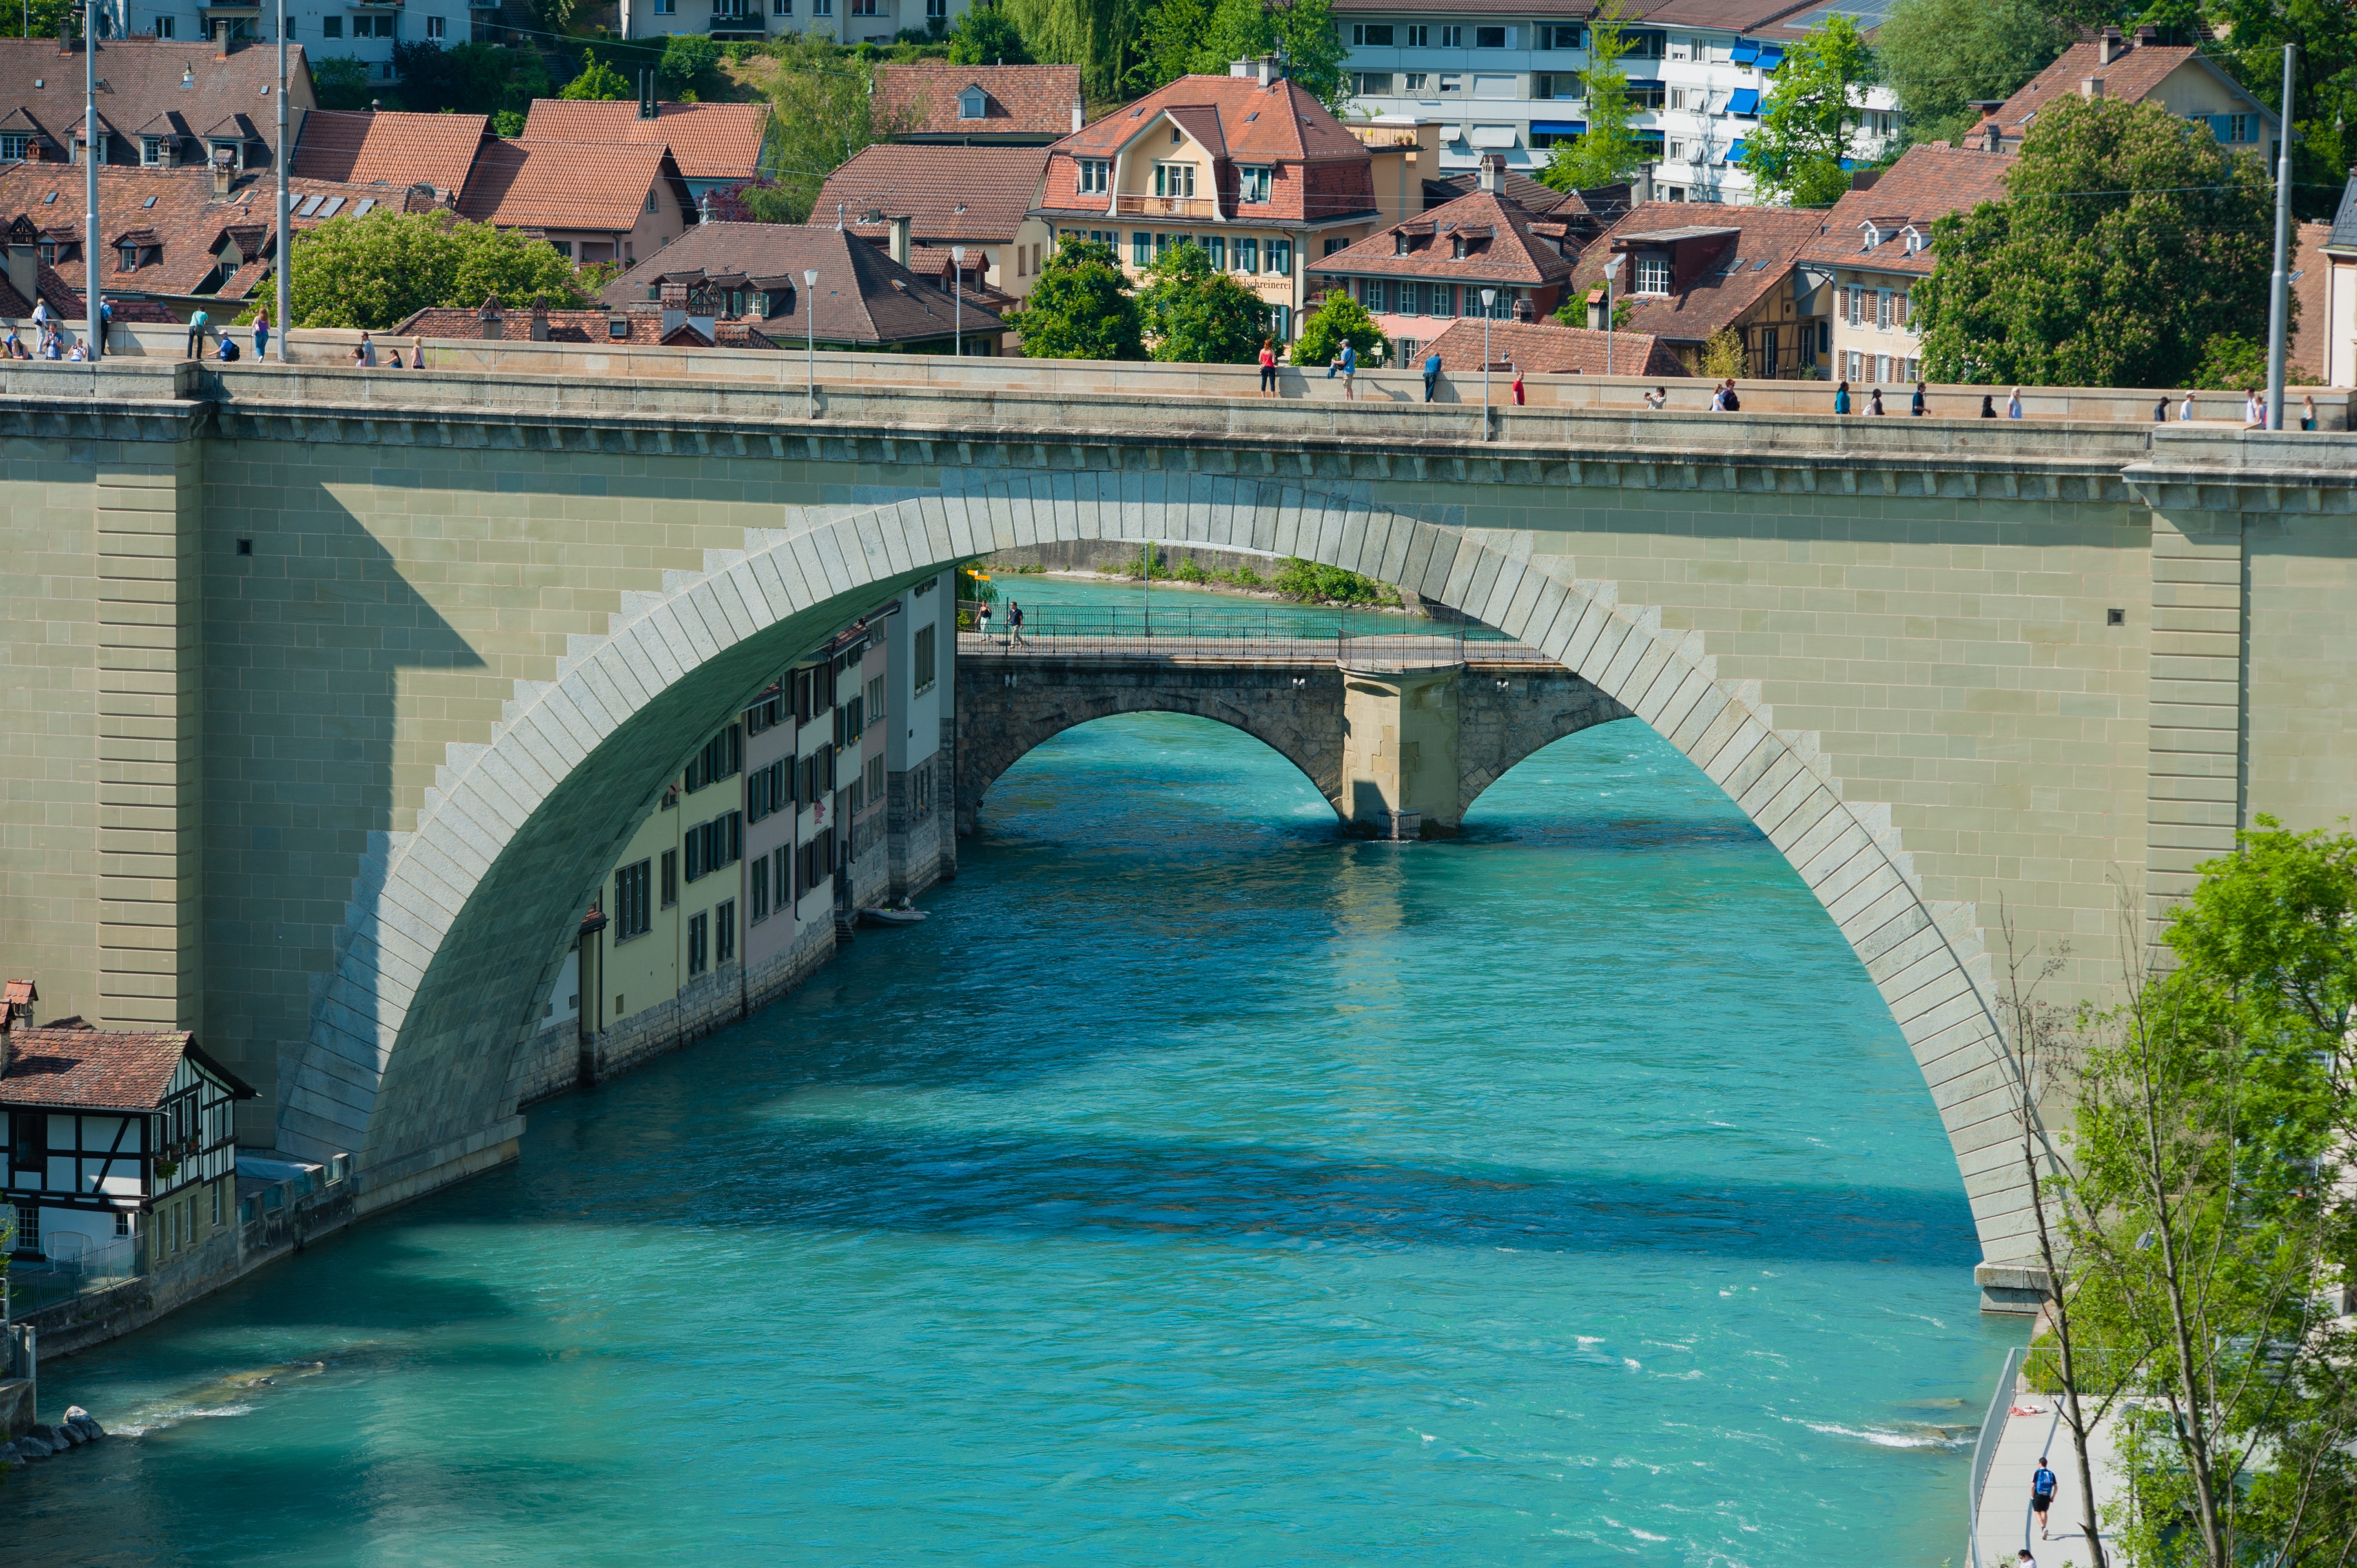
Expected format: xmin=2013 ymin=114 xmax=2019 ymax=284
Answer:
xmin=112 ymin=2 xmax=459 ymax=84
xmin=616 ymin=0 xmax=975 ymax=45
xmin=1332 ymin=0 xmax=1900 ymax=205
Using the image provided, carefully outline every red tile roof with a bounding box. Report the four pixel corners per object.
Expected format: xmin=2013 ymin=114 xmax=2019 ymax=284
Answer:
xmin=1988 ymin=41 xmax=2263 ymax=140
xmin=873 ymin=63 xmax=1082 ymax=140
xmin=1314 ymin=188 xmax=1578 ymax=288
xmin=1421 ymin=317 xmax=1689 ymax=378
xmin=455 ymin=139 xmax=682 ymax=232
xmin=0 ymin=1028 xmax=251 ymax=1110
xmin=815 ymin=144 xmax=1049 ymax=244
xmin=1057 ymin=73 xmax=1368 ymax=164
xmin=518 ymin=99 xmax=770 ymax=182
xmin=601 ymin=222 xmax=1000 ymax=347
xmin=1562 ymin=200 xmax=1830 ymax=346
xmin=391 ymin=302 xmax=678 ymax=345
xmin=1797 ymin=145 xmax=2016 ymax=279
xmin=290 ymin=109 xmax=489 ymax=200
xmin=0 ymin=36 xmax=314 ymax=168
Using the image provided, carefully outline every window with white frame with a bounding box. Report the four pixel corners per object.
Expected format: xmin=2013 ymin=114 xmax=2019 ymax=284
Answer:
xmin=1077 ymin=159 xmax=1109 ymax=194
xmin=928 ymin=0 xmax=945 ymax=15
xmin=1875 ymin=288 xmax=1892 ymax=329
xmin=426 ymin=16 xmax=445 ymax=37
xmin=1238 ymin=164 xmax=1271 ymax=203
xmin=1633 ymin=257 xmax=1671 ymax=295
xmin=1845 ymin=283 xmax=1865 ymax=326
xmin=1404 ymin=25 xmax=1428 ymax=46
xmin=1154 ymin=162 xmax=1196 ymax=198
xmin=1351 ymin=23 xmax=1393 ymax=44
xmin=1439 ymin=25 xmax=1463 ymax=46
xmin=155 ymin=15 xmax=173 ymax=35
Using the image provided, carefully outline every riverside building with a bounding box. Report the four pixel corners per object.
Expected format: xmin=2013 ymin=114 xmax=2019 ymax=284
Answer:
xmin=517 ymin=576 xmax=955 ymax=1104
xmin=1330 ymin=0 xmax=1901 ymax=204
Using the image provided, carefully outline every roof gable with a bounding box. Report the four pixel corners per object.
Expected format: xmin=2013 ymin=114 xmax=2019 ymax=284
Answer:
xmin=518 ymin=99 xmax=769 ymax=180
xmin=290 ymin=109 xmax=489 ymax=199
xmin=872 ymin=62 xmax=1083 ymax=139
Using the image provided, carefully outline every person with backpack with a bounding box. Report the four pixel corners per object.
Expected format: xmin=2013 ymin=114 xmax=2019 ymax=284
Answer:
xmin=2030 ymin=1455 xmax=2058 ymax=1539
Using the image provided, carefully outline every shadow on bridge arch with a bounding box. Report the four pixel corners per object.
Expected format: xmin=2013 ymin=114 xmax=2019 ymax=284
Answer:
xmin=303 ymin=471 xmax=2023 ymax=1262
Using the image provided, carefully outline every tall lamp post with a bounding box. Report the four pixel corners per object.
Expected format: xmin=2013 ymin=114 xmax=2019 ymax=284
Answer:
xmin=804 ymin=267 xmax=819 ymax=419
xmin=2263 ymin=43 xmax=2296 ymax=432
xmin=1601 ymin=254 xmax=1624 ymax=378
xmin=79 ymin=0 xmax=100 ymax=362
xmin=1480 ymin=287 xmax=1496 ymax=437
xmin=275 ymin=0 xmax=289 ymax=361
xmin=950 ymin=244 xmax=965 ymax=358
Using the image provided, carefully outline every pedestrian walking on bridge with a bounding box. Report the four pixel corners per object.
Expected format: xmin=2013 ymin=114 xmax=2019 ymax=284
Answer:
xmin=1422 ymin=350 xmax=1441 ymax=403
xmin=2031 ymin=1456 xmax=2058 ymax=1539
xmin=1008 ymin=600 xmax=1025 ymax=644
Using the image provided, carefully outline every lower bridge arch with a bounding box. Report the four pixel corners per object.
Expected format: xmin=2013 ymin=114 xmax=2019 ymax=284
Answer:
xmin=301 ymin=470 xmax=2029 ymax=1266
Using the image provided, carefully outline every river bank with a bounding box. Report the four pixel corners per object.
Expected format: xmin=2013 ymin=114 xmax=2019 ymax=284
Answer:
xmin=980 ymin=541 xmax=1474 ymax=621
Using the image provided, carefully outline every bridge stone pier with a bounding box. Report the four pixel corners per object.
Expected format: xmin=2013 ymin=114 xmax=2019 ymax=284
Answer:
xmin=4 ymin=353 xmax=2353 ymax=1304
xmin=954 ymin=632 xmax=1631 ymax=837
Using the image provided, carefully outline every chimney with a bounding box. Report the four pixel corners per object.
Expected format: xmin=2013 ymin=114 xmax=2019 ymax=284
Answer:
xmin=212 ymin=146 xmax=233 ymax=196
xmin=2080 ymin=77 xmax=2105 ymax=99
xmin=1477 ymin=151 xmax=1505 ymax=193
xmin=57 ymin=14 xmax=70 ymax=54
xmin=4 ymin=235 xmax=37 ymax=305
xmin=1258 ymin=55 xmax=1278 ymax=87
xmin=1229 ymin=57 xmax=1252 ymax=78
xmin=639 ymin=68 xmax=658 ymax=122
xmin=477 ymin=293 xmax=504 ymax=341
xmin=2133 ymin=24 xmax=2156 ymax=45
xmin=1072 ymin=94 xmax=1083 ymax=135
xmin=889 ymin=214 xmax=910 ymax=265
xmin=529 ymin=302 xmax=550 ymax=341
xmin=215 ymin=19 xmax=231 ymax=59
xmin=698 ymin=190 xmax=714 ymax=226
xmin=2097 ymin=26 xmax=2122 ymax=65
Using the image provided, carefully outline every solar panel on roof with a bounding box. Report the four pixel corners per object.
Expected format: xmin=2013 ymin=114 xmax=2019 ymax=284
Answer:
xmin=317 ymin=197 xmax=344 ymax=216
xmin=296 ymin=194 xmax=324 ymax=216
xmin=353 ymin=198 xmax=374 ymax=217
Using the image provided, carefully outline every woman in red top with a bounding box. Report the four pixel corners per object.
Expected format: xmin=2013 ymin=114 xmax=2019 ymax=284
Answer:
xmin=1510 ymin=365 xmax=1525 ymax=406
xmin=1258 ymin=339 xmax=1278 ymax=396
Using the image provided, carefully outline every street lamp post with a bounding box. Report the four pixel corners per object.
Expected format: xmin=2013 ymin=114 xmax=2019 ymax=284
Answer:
xmin=804 ymin=267 xmax=819 ymax=419
xmin=2263 ymin=43 xmax=2297 ymax=432
xmin=275 ymin=0 xmax=289 ymax=361
xmin=950 ymin=244 xmax=965 ymax=358
xmin=80 ymin=0 xmax=99 ymax=363
xmin=1480 ymin=287 xmax=1496 ymax=437
xmin=1602 ymin=255 xmax=1624 ymax=378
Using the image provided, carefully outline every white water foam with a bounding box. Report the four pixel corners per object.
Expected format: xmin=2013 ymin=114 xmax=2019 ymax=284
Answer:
xmin=117 ymin=1403 xmax=255 ymax=1437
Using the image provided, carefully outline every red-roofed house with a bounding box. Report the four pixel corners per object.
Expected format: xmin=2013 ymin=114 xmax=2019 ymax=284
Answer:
xmin=1419 ymin=316 xmax=1687 ymax=379
xmin=455 ymin=139 xmax=692 ymax=267
xmin=1562 ymin=199 xmax=1831 ymax=377
xmin=519 ymin=98 xmax=772 ymax=204
xmin=1980 ymin=27 xmax=2277 ymax=157
xmin=289 ymin=109 xmax=491 ymax=205
xmin=1033 ymin=59 xmax=1403 ymax=341
xmin=1311 ymin=156 xmax=1585 ymax=364
xmin=2 ymin=1020 xmax=252 ymax=1272
xmin=1795 ymin=145 xmax=2017 ymax=390
xmin=873 ymin=63 xmax=1085 ymax=146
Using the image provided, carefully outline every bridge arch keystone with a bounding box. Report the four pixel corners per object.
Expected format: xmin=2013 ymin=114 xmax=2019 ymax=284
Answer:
xmin=305 ymin=470 xmax=2027 ymax=1262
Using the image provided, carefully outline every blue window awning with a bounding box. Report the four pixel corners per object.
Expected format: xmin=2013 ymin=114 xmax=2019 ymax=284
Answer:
xmin=1758 ymin=44 xmax=1785 ymax=70
xmin=1531 ymin=120 xmax=1587 ymax=136
xmin=1725 ymin=140 xmax=1748 ymax=163
xmin=1730 ymin=38 xmax=1760 ymax=63
xmin=1727 ymin=87 xmax=1761 ymax=116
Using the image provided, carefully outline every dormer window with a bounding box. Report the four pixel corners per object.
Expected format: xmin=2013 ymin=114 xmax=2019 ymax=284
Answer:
xmin=120 ymin=244 xmax=138 ymax=271
xmin=1902 ymin=226 xmax=1924 ymax=254
xmin=1860 ymin=224 xmax=1880 ymax=250
xmin=958 ymin=86 xmax=986 ymax=120
xmin=1451 ymin=236 xmax=1466 ymax=259
xmin=1239 ymin=165 xmax=1271 ymax=203
xmin=1076 ymin=158 xmax=1108 ymax=195
xmin=1633 ymin=256 xmax=1671 ymax=295
xmin=1393 ymin=233 xmax=1408 ymax=256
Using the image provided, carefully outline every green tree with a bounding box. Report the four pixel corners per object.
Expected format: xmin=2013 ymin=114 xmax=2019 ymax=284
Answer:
xmin=2206 ymin=0 xmax=2357 ymax=220
xmin=945 ymin=3 xmax=1034 ymax=64
xmin=660 ymin=34 xmax=724 ymax=99
xmin=1872 ymin=0 xmax=2067 ymax=149
xmin=1288 ymin=285 xmax=1383 ymax=367
xmin=1002 ymin=0 xmax=1140 ymax=100
xmin=1911 ymin=95 xmax=2276 ymax=388
xmin=1272 ymin=558 xmax=1400 ymax=605
xmin=1540 ymin=0 xmax=1643 ymax=192
xmin=1741 ymin=16 xmax=1875 ymax=206
xmin=1125 ymin=0 xmax=1206 ymax=91
xmin=1004 ymin=238 xmax=1146 ymax=359
xmin=391 ymin=42 xmax=552 ymax=117
xmin=2 ymin=0 xmax=75 ymax=38
xmin=559 ymin=49 xmax=633 ymax=101
xmin=311 ymin=56 xmax=375 ymax=111
xmin=2046 ymin=821 xmax=2357 ymax=1568
xmin=1138 ymin=242 xmax=1270 ymax=362
xmin=753 ymin=43 xmax=906 ymax=222
xmin=528 ymin=0 xmax=585 ymax=33
xmin=260 ymin=209 xmax=594 ymax=331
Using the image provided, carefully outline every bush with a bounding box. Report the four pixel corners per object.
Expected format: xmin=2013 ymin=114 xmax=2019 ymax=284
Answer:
xmin=660 ymin=34 xmax=723 ymax=98
xmin=311 ymin=56 xmax=374 ymax=111
xmin=1272 ymin=559 xmax=1400 ymax=607
xmin=1289 ymin=288 xmax=1385 ymax=369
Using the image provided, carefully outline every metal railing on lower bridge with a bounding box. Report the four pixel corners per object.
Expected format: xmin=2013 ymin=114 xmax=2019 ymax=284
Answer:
xmin=956 ymin=612 xmax=1557 ymax=668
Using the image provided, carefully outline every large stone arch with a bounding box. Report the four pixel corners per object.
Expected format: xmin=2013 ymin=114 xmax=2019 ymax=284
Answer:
xmin=301 ymin=471 xmax=2029 ymax=1264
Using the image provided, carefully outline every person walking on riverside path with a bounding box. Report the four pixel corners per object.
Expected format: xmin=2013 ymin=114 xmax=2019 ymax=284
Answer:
xmin=2031 ymin=1456 xmax=2058 ymax=1539
xmin=1007 ymin=600 xmax=1025 ymax=644
xmin=976 ymin=599 xmax=992 ymax=641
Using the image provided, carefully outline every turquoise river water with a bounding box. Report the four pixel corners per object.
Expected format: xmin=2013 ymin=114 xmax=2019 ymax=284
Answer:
xmin=16 ymin=580 xmax=2016 ymax=1566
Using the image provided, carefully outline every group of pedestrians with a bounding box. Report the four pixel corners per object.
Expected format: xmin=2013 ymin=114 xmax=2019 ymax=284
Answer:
xmin=974 ymin=599 xmax=1025 ymax=643
xmin=3 ymin=297 xmax=96 ymax=359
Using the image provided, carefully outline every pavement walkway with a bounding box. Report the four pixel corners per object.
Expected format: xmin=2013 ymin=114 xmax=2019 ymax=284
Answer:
xmin=1973 ymin=1389 xmax=2128 ymax=1568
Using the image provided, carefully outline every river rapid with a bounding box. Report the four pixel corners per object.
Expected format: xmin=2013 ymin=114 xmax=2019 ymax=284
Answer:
xmin=19 ymin=581 xmax=2014 ymax=1566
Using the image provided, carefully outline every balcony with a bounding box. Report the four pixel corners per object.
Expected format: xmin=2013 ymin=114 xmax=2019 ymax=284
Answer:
xmin=1114 ymin=193 xmax=1222 ymax=220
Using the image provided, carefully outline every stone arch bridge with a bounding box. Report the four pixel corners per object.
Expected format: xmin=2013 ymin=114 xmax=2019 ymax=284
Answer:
xmin=954 ymin=629 xmax=1632 ymax=838
xmin=5 ymin=355 xmax=2353 ymax=1301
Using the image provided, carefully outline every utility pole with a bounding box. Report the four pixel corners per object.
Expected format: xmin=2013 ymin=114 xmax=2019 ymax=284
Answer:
xmin=950 ymin=244 xmax=964 ymax=358
xmin=804 ymin=267 xmax=819 ymax=418
xmin=1602 ymin=254 xmax=1624 ymax=378
xmin=81 ymin=0 xmax=99 ymax=363
xmin=2264 ymin=43 xmax=2296 ymax=432
xmin=275 ymin=0 xmax=290 ymax=360
xmin=1480 ymin=287 xmax=1496 ymax=439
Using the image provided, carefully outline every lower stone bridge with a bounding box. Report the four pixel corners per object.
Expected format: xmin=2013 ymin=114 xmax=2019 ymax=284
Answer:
xmin=954 ymin=627 xmax=1631 ymax=837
